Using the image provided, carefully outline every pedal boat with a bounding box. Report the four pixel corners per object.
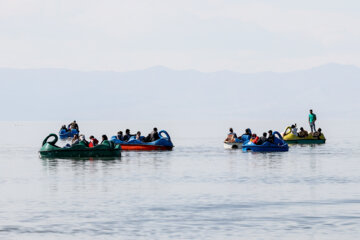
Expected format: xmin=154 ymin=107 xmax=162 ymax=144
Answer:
xmin=111 ymin=130 xmax=174 ymax=151
xmin=224 ymin=135 xmax=251 ymax=149
xmin=282 ymin=127 xmax=326 ymax=144
xmin=39 ymin=134 xmax=121 ymax=158
xmin=59 ymin=129 xmax=79 ymax=139
xmin=242 ymin=131 xmax=289 ymax=152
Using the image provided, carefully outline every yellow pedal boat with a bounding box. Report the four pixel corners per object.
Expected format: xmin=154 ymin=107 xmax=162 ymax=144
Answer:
xmin=282 ymin=127 xmax=326 ymax=144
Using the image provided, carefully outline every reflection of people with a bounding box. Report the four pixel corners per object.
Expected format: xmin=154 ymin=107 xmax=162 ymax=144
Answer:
xmin=309 ymin=110 xmax=317 ymax=133
xmin=298 ymin=127 xmax=308 ymax=138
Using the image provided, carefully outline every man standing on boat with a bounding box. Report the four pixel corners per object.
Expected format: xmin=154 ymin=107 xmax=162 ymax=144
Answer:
xmin=309 ymin=109 xmax=317 ymax=133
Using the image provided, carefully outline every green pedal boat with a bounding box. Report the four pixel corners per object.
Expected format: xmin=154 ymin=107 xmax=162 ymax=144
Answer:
xmin=39 ymin=134 xmax=121 ymax=158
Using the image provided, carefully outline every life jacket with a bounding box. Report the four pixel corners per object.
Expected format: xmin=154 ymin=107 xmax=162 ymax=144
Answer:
xmin=251 ymin=136 xmax=259 ymax=143
xmin=88 ymin=142 xmax=94 ymax=148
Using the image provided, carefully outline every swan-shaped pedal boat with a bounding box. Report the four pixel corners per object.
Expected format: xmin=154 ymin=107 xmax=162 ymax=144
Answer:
xmin=242 ymin=131 xmax=289 ymax=152
xmin=39 ymin=134 xmax=121 ymax=158
xmin=282 ymin=126 xmax=326 ymax=144
xmin=111 ymin=130 xmax=174 ymax=151
xmin=59 ymin=129 xmax=79 ymax=139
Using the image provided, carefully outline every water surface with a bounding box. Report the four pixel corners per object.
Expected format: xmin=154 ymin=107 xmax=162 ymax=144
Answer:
xmin=0 ymin=121 xmax=359 ymax=240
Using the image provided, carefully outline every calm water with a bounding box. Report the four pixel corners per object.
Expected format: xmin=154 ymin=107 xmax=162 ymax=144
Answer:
xmin=0 ymin=120 xmax=359 ymax=240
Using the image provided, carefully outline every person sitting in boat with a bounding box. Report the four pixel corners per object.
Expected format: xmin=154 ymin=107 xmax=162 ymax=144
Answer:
xmin=291 ymin=124 xmax=298 ymax=136
xmin=238 ymin=128 xmax=252 ymax=141
xmin=250 ymin=134 xmax=259 ymax=144
xmin=240 ymin=128 xmax=251 ymax=138
xmin=123 ymin=129 xmax=134 ymax=142
xmin=225 ymin=128 xmax=237 ymax=142
xmin=257 ymin=132 xmax=267 ymax=145
xmin=89 ymin=135 xmax=99 ymax=147
xmin=60 ymin=125 xmax=69 ymax=132
xmin=71 ymin=134 xmax=80 ymax=146
xmin=117 ymin=131 xmax=124 ymax=141
xmin=312 ymin=128 xmax=322 ymax=138
xmin=136 ymin=131 xmax=144 ymax=141
xmin=68 ymin=120 xmax=79 ymax=131
xmin=145 ymin=127 xmax=160 ymax=142
xmin=298 ymin=127 xmax=309 ymax=138
xmin=79 ymin=134 xmax=89 ymax=146
xmin=267 ymin=130 xmax=275 ymax=143
xmin=101 ymin=135 xmax=108 ymax=144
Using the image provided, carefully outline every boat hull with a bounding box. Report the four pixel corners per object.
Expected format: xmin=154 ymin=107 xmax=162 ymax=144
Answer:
xmin=39 ymin=134 xmax=121 ymax=158
xmin=285 ymin=139 xmax=326 ymax=144
xmin=224 ymin=142 xmax=243 ymax=149
xmin=111 ymin=130 xmax=174 ymax=151
xmin=120 ymin=144 xmax=173 ymax=151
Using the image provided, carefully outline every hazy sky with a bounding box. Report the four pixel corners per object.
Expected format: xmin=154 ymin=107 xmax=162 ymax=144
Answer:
xmin=1 ymin=0 xmax=360 ymax=72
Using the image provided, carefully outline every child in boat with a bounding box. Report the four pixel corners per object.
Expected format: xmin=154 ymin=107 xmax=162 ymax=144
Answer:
xmin=225 ymin=128 xmax=237 ymax=142
xmin=298 ymin=127 xmax=309 ymax=138
xmin=89 ymin=136 xmax=99 ymax=147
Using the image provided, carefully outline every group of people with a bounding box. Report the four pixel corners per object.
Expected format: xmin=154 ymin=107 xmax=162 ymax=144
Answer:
xmin=63 ymin=126 xmax=161 ymax=148
xmin=226 ymin=128 xmax=276 ymax=145
xmin=67 ymin=134 xmax=105 ymax=148
xmin=115 ymin=128 xmax=160 ymax=142
xmin=60 ymin=120 xmax=79 ymax=132
xmin=288 ymin=124 xmax=323 ymax=138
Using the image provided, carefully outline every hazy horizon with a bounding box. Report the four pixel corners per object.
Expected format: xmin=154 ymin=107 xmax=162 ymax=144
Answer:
xmin=1 ymin=62 xmax=359 ymax=121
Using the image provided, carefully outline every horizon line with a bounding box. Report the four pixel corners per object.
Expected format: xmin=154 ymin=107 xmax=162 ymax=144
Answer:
xmin=0 ymin=62 xmax=357 ymax=75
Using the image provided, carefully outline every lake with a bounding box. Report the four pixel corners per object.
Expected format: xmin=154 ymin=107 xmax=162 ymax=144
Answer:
xmin=0 ymin=120 xmax=359 ymax=240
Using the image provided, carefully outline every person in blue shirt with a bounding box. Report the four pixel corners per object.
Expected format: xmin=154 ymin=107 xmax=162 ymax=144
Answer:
xmin=309 ymin=109 xmax=317 ymax=133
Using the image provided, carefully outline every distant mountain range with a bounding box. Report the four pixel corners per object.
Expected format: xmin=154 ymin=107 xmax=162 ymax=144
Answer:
xmin=1 ymin=63 xmax=359 ymax=120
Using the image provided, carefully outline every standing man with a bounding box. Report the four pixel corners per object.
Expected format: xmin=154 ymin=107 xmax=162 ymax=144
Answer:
xmin=309 ymin=109 xmax=317 ymax=133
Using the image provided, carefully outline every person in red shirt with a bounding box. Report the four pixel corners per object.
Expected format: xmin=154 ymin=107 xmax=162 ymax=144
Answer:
xmin=251 ymin=134 xmax=259 ymax=144
xmin=89 ymin=135 xmax=99 ymax=148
